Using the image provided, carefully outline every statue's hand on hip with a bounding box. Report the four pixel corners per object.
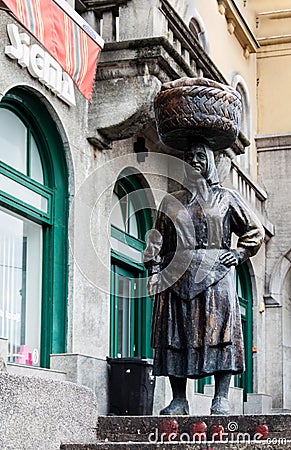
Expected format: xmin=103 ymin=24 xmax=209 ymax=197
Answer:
xmin=219 ymin=250 xmax=239 ymax=267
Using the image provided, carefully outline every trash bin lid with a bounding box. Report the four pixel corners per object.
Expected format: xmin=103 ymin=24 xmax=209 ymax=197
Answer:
xmin=106 ymin=356 xmax=153 ymax=365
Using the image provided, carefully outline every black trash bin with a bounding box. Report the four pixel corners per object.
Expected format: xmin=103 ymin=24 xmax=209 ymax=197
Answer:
xmin=107 ymin=357 xmax=155 ymax=415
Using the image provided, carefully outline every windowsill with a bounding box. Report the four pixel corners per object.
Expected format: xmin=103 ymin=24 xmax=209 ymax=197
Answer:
xmin=7 ymin=362 xmax=67 ymax=380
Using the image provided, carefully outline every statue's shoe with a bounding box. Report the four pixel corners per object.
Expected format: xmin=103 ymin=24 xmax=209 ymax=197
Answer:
xmin=160 ymin=398 xmax=189 ymax=415
xmin=210 ymin=396 xmax=230 ymax=415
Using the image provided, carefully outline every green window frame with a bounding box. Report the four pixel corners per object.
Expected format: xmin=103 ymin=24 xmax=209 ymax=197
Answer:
xmin=0 ymin=87 xmax=68 ymax=368
xmin=110 ymin=172 xmax=153 ymax=359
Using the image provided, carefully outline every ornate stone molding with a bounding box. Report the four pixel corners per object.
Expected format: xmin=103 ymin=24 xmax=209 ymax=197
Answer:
xmin=217 ymin=0 xmax=259 ymax=56
xmin=257 ymin=9 xmax=291 ymax=20
xmin=258 ymin=34 xmax=291 ymax=46
xmin=256 ymin=8 xmax=291 ymax=46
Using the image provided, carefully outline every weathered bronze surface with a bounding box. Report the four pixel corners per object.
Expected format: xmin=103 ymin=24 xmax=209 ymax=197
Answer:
xmin=144 ymin=77 xmax=264 ymax=415
xmin=154 ymin=77 xmax=242 ymax=151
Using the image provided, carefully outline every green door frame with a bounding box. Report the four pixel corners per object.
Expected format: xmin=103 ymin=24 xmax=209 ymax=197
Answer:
xmin=110 ymin=262 xmax=136 ymax=358
xmin=235 ymin=263 xmax=253 ymax=399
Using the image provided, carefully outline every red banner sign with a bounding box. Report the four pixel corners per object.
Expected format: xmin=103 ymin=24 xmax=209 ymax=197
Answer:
xmin=1 ymin=0 xmax=104 ymax=101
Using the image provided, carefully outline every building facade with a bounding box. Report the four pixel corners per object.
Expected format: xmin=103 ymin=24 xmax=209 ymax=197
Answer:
xmin=0 ymin=1 xmax=290 ymax=444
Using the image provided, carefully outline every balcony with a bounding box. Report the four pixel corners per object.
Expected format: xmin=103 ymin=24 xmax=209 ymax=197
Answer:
xmin=84 ymin=0 xmax=225 ymax=78
xmin=227 ymin=161 xmax=274 ymax=237
xmin=86 ymin=0 xmax=250 ymax=146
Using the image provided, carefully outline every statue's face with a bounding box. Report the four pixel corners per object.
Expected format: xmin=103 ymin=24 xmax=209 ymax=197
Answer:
xmin=184 ymin=144 xmax=208 ymax=177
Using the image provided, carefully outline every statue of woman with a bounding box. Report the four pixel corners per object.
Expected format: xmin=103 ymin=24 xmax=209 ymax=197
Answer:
xmin=144 ymin=140 xmax=264 ymax=415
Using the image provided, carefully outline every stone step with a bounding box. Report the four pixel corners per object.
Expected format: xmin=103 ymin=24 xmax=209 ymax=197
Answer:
xmin=60 ymin=415 xmax=291 ymax=449
xmin=95 ymin=414 xmax=291 ymax=442
xmin=61 ymin=443 xmax=290 ymax=450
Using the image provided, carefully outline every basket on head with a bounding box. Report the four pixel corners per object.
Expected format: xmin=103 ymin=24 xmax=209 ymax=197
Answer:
xmin=154 ymin=77 xmax=242 ymax=151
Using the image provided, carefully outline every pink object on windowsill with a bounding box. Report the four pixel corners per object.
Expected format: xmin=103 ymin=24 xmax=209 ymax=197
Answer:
xmin=15 ymin=345 xmax=33 ymax=365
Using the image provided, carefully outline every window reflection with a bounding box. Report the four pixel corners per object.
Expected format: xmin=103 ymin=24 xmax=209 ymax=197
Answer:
xmin=30 ymin=136 xmax=44 ymax=184
xmin=111 ymin=187 xmax=139 ymax=238
xmin=0 ymin=107 xmax=44 ymax=184
xmin=0 ymin=109 xmax=27 ymax=174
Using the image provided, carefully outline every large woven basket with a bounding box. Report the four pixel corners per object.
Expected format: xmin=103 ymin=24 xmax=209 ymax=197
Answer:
xmin=154 ymin=77 xmax=242 ymax=151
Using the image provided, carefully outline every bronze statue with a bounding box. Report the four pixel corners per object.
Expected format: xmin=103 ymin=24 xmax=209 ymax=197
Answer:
xmin=144 ymin=78 xmax=264 ymax=415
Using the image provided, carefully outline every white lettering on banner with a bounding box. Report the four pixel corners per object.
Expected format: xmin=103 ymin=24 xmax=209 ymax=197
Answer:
xmin=5 ymin=24 xmax=76 ymax=107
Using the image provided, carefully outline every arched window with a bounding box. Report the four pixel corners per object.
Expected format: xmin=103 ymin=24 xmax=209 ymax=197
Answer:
xmin=232 ymin=75 xmax=252 ymax=174
xmin=110 ymin=170 xmax=153 ymax=358
xmin=189 ymin=15 xmax=209 ymax=53
xmin=0 ymin=87 xmax=68 ymax=368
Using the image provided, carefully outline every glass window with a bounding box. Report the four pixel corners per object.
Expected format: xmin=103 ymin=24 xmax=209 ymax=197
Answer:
xmin=0 ymin=208 xmax=42 ymax=366
xmin=235 ymin=264 xmax=253 ymax=399
xmin=116 ymin=269 xmax=135 ymax=357
xmin=128 ymin=198 xmax=138 ymax=238
xmin=189 ymin=16 xmax=209 ymax=53
xmin=0 ymin=109 xmax=27 ymax=174
xmin=111 ymin=192 xmax=126 ymax=233
xmin=30 ymin=135 xmax=44 ymax=184
xmin=111 ymin=184 xmax=139 ymax=238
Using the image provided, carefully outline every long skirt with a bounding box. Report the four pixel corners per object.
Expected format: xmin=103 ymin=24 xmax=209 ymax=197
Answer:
xmin=151 ymin=271 xmax=245 ymax=378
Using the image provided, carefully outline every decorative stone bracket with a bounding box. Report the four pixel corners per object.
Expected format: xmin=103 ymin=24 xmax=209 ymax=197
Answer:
xmin=88 ymin=74 xmax=161 ymax=143
xmin=217 ymin=0 xmax=259 ymax=58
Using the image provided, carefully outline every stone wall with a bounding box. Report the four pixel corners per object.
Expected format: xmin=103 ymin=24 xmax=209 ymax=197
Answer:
xmin=257 ymin=134 xmax=291 ymax=409
xmin=0 ymin=373 xmax=98 ymax=449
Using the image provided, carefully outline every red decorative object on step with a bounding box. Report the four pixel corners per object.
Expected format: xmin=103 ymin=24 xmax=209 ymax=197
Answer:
xmin=211 ymin=424 xmax=225 ymax=441
xmin=190 ymin=421 xmax=207 ymax=441
xmin=254 ymin=424 xmax=269 ymax=440
xmin=158 ymin=418 xmax=179 ymax=442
